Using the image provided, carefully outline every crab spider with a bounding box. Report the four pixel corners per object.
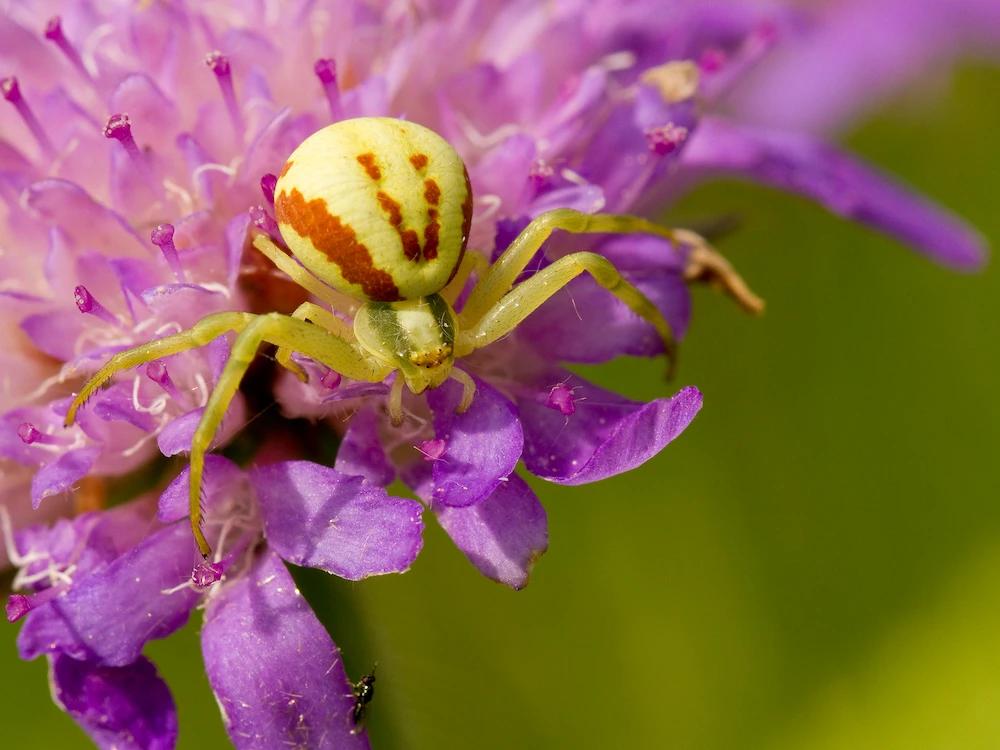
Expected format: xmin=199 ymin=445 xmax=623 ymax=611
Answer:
xmin=65 ymin=117 xmax=687 ymax=559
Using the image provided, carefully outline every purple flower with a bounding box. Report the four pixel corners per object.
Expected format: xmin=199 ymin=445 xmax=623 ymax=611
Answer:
xmin=0 ymin=1 xmax=987 ymax=748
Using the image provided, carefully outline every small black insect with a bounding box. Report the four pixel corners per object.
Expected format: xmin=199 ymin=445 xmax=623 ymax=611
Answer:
xmin=350 ymin=665 xmax=377 ymax=734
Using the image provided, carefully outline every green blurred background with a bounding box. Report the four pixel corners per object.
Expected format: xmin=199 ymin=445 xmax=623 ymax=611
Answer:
xmin=3 ymin=64 xmax=998 ymax=749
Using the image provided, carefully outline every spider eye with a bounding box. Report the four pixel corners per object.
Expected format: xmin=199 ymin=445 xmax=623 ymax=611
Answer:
xmin=273 ymin=117 xmax=473 ymax=303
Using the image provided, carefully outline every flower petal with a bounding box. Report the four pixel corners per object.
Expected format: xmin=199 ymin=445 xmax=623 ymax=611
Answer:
xmin=253 ymin=461 xmax=423 ymax=579
xmin=31 ymin=447 xmax=102 ymax=508
xmin=48 ymin=654 xmax=177 ymax=750
xmin=680 ymin=116 xmax=988 ymax=270
xmin=333 ymin=409 xmax=395 ymax=487
xmin=435 ymin=472 xmax=548 ymax=590
xmin=424 ymin=374 xmax=524 ymax=508
xmin=201 ymin=550 xmax=369 ymax=750
xmin=18 ymin=522 xmax=199 ymax=666
xmin=519 ymin=370 xmax=702 ymax=484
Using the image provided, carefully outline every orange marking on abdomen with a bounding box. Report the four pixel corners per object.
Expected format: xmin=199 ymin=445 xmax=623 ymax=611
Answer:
xmin=409 ymin=153 xmax=428 ymax=170
xmin=356 ymin=153 xmax=382 ymax=181
xmin=275 ymin=187 xmax=400 ymax=301
xmin=279 ymin=160 xmax=294 ymax=179
xmin=377 ymin=191 xmax=422 ymax=261
xmin=424 ymin=208 xmax=440 ymax=261
xmin=423 ymin=179 xmax=440 ymax=206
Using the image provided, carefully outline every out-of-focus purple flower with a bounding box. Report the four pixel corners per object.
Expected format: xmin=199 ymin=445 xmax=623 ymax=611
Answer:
xmin=0 ymin=1 xmax=988 ymax=748
xmin=731 ymin=0 xmax=1000 ymax=133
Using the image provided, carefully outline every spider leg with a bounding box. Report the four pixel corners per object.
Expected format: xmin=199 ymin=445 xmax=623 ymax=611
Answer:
xmin=456 ymin=251 xmax=677 ymax=377
xmin=189 ymin=312 xmax=391 ymax=557
xmin=439 ymin=249 xmax=489 ymax=307
xmin=459 ymin=208 xmax=682 ymax=327
xmin=252 ymin=233 xmax=360 ymax=316
xmin=274 ymin=301 xmax=356 ymax=381
xmin=64 ymin=312 xmax=254 ymax=427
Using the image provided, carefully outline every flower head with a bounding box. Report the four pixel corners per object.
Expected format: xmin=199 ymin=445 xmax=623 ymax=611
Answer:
xmin=0 ymin=1 xmax=987 ymax=748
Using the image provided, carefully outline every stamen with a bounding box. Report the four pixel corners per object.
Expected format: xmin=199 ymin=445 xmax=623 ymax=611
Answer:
xmin=417 ymin=439 xmax=447 ymax=462
xmin=249 ymin=205 xmax=279 ymax=236
xmin=104 ymin=113 xmax=160 ymax=194
xmin=145 ymin=361 xmax=186 ymax=404
xmin=1 ymin=76 xmax=56 ymax=158
xmin=191 ymin=560 xmax=224 ymax=588
xmin=544 ymin=384 xmax=577 ymax=416
xmin=698 ymin=48 xmax=727 ymax=74
xmin=320 ymin=369 xmax=341 ymax=390
xmin=150 ymin=224 xmax=187 ymax=282
xmin=205 ymin=51 xmax=244 ymax=141
xmin=645 ymin=124 xmax=689 ymax=156
xmin=43 ymin=17 xmax=93 ymax=84
xmin=260 ymin=173 xmax=277 ymax=209
xmin=74 ymin=285 xmax=120 ymax=325
xmin=6 ymin=594 xmax=30 ymax=623
xmin=528 ymin=159 xmax=554 ymax=188
xmin=17 ymin=422 xmax=59 ymax=445
xmin=314 ymin=58 xmax=342 ymax=120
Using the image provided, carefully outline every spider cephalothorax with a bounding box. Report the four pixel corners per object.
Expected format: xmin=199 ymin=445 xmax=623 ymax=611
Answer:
xmin=66 ymin=116 xmax=685 ymax=558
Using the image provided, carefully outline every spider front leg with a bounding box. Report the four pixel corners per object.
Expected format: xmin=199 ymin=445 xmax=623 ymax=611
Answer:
xmin=456 ymin=251 xmax=677 ymax=376
xmin=188 ymin=312 xmax=391 ymax=557
xmin=274 ymin=302 xmax=355 ymax=382
xmin=458 ymin=208 xmax=682 ymax=373
xmin=64 ymin=312 xmax=255 ymax=426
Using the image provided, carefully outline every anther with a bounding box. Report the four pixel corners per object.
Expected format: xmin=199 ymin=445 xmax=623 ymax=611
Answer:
xmin=43 ymin=16 xmax=94 ymax=84
xmin=249 ymin=205 xmax=279 ymax=236
xmin=191 ymin=560 xmax=224 ymax=588
xmin=320 ymin=369 xmax=342 ymax=390
xmin=1 ymin=77 xmax=56 ymax=159
xmin=74 ymin=285 xmax=120 ymax=325
xmin=314 ymin=58 xmax=342 ymax=121
xmin=104 ymin=113 xmax=160 ymax=194
xmin=206 ymin=51 xmax=244 ymax=141
xmin=150 ymin=224 xmax=186 ymax=282
xmin=6 ymin=594 xmax=31 ymax=623
xmin=146 ymin=361 xmax=186 ymax=404
xmin=17 ymin=422 xmax=58 ymax=445
xmin=417 ymin=439 xmax=447 ymax=461
xmin=698 ymin=49 xmax=727 ymax=74
xmin=260 ymin=173 xmax=277 ymax=209
xmin=528 ymin=159 xmax=554 ymax=188
xmin=544 ymin=384 xmax=577 ymax=416
xmin=644 ymin=124 xmax=689 ymax=156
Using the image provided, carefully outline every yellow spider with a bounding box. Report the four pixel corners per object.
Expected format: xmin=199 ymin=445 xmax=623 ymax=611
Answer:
xmin=65 ymin=117 xmax=690 ymax=559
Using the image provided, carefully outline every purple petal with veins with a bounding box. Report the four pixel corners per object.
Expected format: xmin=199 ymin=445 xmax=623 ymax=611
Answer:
xmin=253 ymin=461 xmax=423 ymax=579
xmin=31 ymin=447 xmax=102 ymax=508
xmin=424 ymin=375 xmax=523 ymax=508
xmin=17 ymin=522 xmax=198 ymax=666
xmin=48 ymin=654 xmax=178 ymax=750
xmin=333 ymin=409 xmax=395 ymax=487
xmin=201 ymin=550 xmax=371 ymax=750
xmin=519 ymin=369 xmax=702 ymax=485
xmin=435 ymin=472 xmax=548 ymax=590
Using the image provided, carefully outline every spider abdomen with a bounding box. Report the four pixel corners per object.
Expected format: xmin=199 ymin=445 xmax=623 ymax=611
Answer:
xmin=274 ymin=117 xmax=473 ymax=302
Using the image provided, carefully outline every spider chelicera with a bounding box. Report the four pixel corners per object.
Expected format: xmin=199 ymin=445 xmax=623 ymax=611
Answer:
xmin=65 ymin=116 xmax=689 ymax=559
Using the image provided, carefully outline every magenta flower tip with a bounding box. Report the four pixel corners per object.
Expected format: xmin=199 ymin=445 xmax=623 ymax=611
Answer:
xmin=418 ymin=439 xmax=447 ymax=462
xmin=320 ymin=369 xmax=342 ymax=390
xmin=260 ymin=174 xmax=277 ymax=205
xmin=146 ymin=361 xmax=168 ymax=384
xmin=73 ymin=285 xmax=96 ymax=313
xmin=17 ymin=422 xmax=42 ymax=444
xmin=545 ymin=384 xmax=577 ymax=416
xmin=43 ymin=16 xmax=63 ymax=41
xmin=314 ymin=58 xmax=337 ymax=84
xmin=699 ymin=49 xmax=727 ymax=74
xmin=6 ymin=594 xmax=31 ymax=624
xmin=192 ymin=561 xmax=224 ymax=588
xmin=103 ymin=113 xmax=132 ymax=141
xmin=205 ymin=51 xmax=231 ymax=77
xmin=1 ymin=76 xmax=20 ymax=102
xmin=645 ymin=124 xmax=689 ymax=155
xmin=150 ymin=223 xmax=174 ymax=247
